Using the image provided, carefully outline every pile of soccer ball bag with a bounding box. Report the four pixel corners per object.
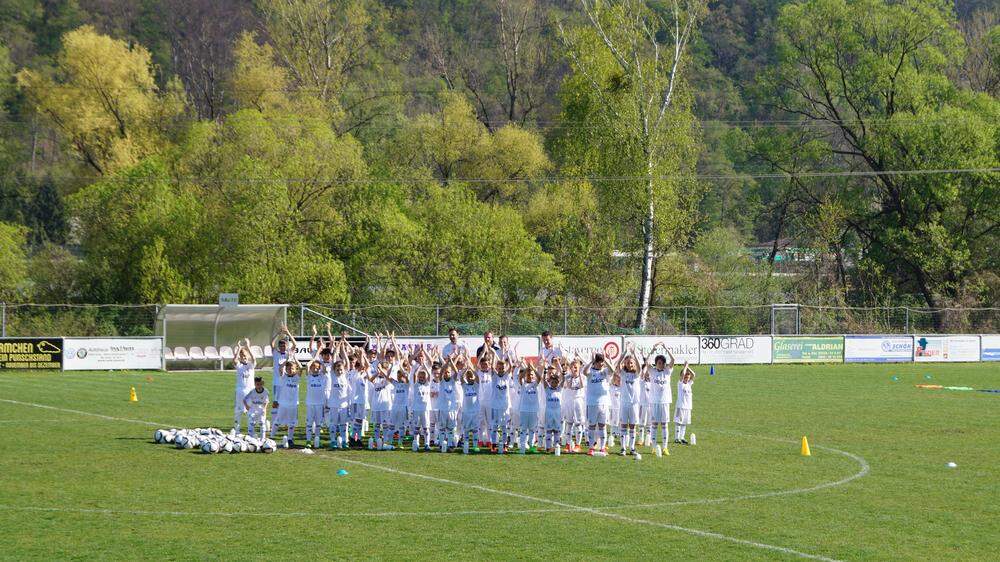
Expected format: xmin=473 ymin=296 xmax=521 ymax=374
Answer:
xmin=153 ymin=427 xmax=278 ymax=454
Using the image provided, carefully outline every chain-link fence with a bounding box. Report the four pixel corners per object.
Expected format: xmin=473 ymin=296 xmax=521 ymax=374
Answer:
xmin=2 ymin=302 xmax=998 ymax=337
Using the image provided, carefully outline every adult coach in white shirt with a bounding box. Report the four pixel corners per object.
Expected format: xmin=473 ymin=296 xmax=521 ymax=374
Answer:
xmin=442 ymin=328 xmax=467 ymax=360
xmin=540 ymin=330 xmax=563 ymax=363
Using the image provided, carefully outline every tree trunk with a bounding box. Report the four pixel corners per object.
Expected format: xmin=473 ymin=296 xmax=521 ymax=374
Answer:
xmin=635 ymin=175 xmax=656 ymax=332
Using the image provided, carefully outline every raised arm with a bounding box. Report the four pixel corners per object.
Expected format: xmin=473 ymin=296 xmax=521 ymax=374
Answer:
xmin=244 ymin=338 xmax=257 ymax=367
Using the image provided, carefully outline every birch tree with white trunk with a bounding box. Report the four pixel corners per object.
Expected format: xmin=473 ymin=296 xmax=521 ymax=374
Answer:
xmin=560 ymin=0 xmax=705 ymax=331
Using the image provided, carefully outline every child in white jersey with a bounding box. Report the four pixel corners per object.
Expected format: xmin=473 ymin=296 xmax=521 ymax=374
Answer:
xmin=305 ymin=347 xmax=331 ymax=448
xmin=232 ymin=339 xmax=255 ymax=434
xmin=242 ymin=376 xmax=270 ymax=438
xmin=542 ymin=360 xmax=565 ymax=454
xmin=644 ymin=344 xmax=675 ymax=457
xmin=409 ymin=359 xmax=433 ymax=452
xmin=458 ymin=352 xmax=480 ymax=454
xmin=517 ymin=360 xmax=541 ymax=454
xmin=565 ymin=356 xmax=587 ymax=452
xmin=270 ymin=358 xmax=301 ymax=447
xmin=490 ymin=354 xmax=520 ymax=454
xmin=476 ymin=351 xmax=494 ymax=447
xmin=326 ymin=340 xmax=353 ymax=450
xmin=436 ymin=355 xmax=462 ymax=452
xmin=585 ymin=352 xmax=613 ymax=457
xmin=368 ymin=360 xmax=394 ymax=450
xmin=269 ymin=325 xmax=296 ymax=430
xmin=674 ymin=362 xmax=696 ymax=445
xmin=349 ymin=347 xmax=371 ymax=446
xmin=614 ymin=345 xmax=643 ymax=458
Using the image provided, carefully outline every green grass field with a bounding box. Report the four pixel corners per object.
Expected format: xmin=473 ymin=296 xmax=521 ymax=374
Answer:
xmin=0 ymin=363 xmax=997 ymax=560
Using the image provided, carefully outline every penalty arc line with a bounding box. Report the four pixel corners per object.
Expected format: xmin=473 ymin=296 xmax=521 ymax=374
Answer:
xmin=0 ymin=397 xmax=851 ymax=561
xmin=324 ymin=454 xmax=842 ymax=562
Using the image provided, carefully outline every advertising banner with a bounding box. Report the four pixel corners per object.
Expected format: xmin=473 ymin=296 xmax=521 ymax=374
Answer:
xmin=624 ymin=336 xmax=700 ymax=364
xmin=698 ymin=336 xmax=772 ymax=364
xmin=63 ymin=337 xmax=163 ymax=370
xmin=773 ymin=336 xmax=844 ymax=363
xmin=551 ymin=336 xmax=624 ymax=362
xmin=0 ymin=337 xmax=63 ymax=370
xmin=844 ymin=335 xmax=913 ymax=363
xmin=914 ymin=335 xmax=980 ymax=362
xmin=981 ymin=335 xmax=1000 ymax=362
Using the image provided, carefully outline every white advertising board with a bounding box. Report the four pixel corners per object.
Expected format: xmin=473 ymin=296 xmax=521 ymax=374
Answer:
xmin=698 ymin=335 xmax=772 ymax=364
xmin=844 ymin=335 xmax=914 ymax=363
xmin=63 ymin=337 xmax=163 ymax=371
xmin=981 ymin=335 xmax=1000 ymax=362
xmin=550 ymin=336 xmax=624 ymax=362
xmin=624 ymin=336 xmax=700 ymax=364
xmin=914 ymin=335 xmax=980 ymax=362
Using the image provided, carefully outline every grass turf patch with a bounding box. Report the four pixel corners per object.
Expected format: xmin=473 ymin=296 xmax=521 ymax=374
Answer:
xmin=0 ymin=362 xmax=997 ymax=560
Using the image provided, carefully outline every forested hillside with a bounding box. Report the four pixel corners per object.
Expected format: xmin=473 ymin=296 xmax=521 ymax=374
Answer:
xmin=0 ymin=0 xmax=996 ymax=331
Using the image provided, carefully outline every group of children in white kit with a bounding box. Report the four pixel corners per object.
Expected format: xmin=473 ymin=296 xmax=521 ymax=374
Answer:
xmin=232 ymin=327 xmax=697 ymax=458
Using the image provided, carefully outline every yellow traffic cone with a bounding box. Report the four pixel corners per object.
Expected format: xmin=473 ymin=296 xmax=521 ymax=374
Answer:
xmin=129 ymin=386 xmax=138 ymax=402
xmin=801 ymin=436 xmax=811 ymax=456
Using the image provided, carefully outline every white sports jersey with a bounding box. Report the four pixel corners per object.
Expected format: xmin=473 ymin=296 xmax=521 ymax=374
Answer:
xmin=477 ymin=369 xmax=493 ymax=405
xmin=649 ymin=367 xmax=673 ymax=404
xmin=429 ymin=380 xmax=440 ymax=410
xmin=492 ymin=372 xmax=513 ymax=410
xmin=585 ymin=367 xmax=610 ymax=407
xmin=544 ymin=385 xmax=562 ymax=414
xmin=676 ymin=380 xmax=693 ymax=410
xmin=370 ymin=376 xmax=392 ymax=411
xmin=619 ymin=370 xmax=642 ymax=407
xmin=437 ymin=378 xmax=460 ymax=412
xmin=462 ymin=378 xmax=479 ymax=410
xmin=540 ymin=346 xmax=563 ymax=363
xmin=390 ymin=378 xmax=409 ymax=411
xmin=235 ymin=363 xmax=255 ymax=396
xmin=278 ymin=374 xmax=300 ymax=405
xmin=305 ymin=371 xmax=330 ymax=405
xmin=244 ymin=388 xmax=270 ymax=414
xmin=442 ymin=342 xmax=467 ymax=359
xmin=328 ymin=372 xmax=351 ymax=409
xmin=272 ymin=349 xmax=290 ymax=380
xmin=519 ymin=380 xmax=540 ymax=413
xmin=411 ymin=381 xmax=431 ymax=412
xmin=349 ymin=370 xmax=368 ymax=407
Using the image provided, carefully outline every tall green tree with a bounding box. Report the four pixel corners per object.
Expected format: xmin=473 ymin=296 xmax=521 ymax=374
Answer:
xmin=17 ymin=25 xmax=187 ymax=175
xmin=765 ymin=0 xmax=1000 ymax=315
xmin=558 ymin=0 xmax=706 ymax=330
xmin=0 ymin=221 xmax=29 ymax=300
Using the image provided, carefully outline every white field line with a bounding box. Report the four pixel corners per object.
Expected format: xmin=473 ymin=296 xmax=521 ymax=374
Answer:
xmin=0 ymin=504 xmax=570 ymax=518
xmin=0 ymin=398 xmax=859 ymax=561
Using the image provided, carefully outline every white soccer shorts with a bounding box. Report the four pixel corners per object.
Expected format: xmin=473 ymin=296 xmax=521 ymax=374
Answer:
xmin=674 ymin=407 xmax=691 ymax=425
xmin=586 ymin=404 xmax=609 ymax=426
xmin=619 ymin=403 xmax=641 ymax=425
xmin=650 ymin=403 xmax=671 ymax=424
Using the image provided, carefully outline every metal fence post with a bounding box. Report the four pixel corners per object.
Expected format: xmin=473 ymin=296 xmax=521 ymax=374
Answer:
xmin=904 ymin=307 xmax=909 ymax=334
xmin=683 ymin=306 xmax=688 ymax=335
xmin=299 ymin=305 xmax=305 ymax=337
xmin=563 ymin=305 xmax=569 ymax=335
xmin=1 ymin=301 xmax=5 ymax=337
xmin=435 ymin=305 xmax=440 ymax=336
